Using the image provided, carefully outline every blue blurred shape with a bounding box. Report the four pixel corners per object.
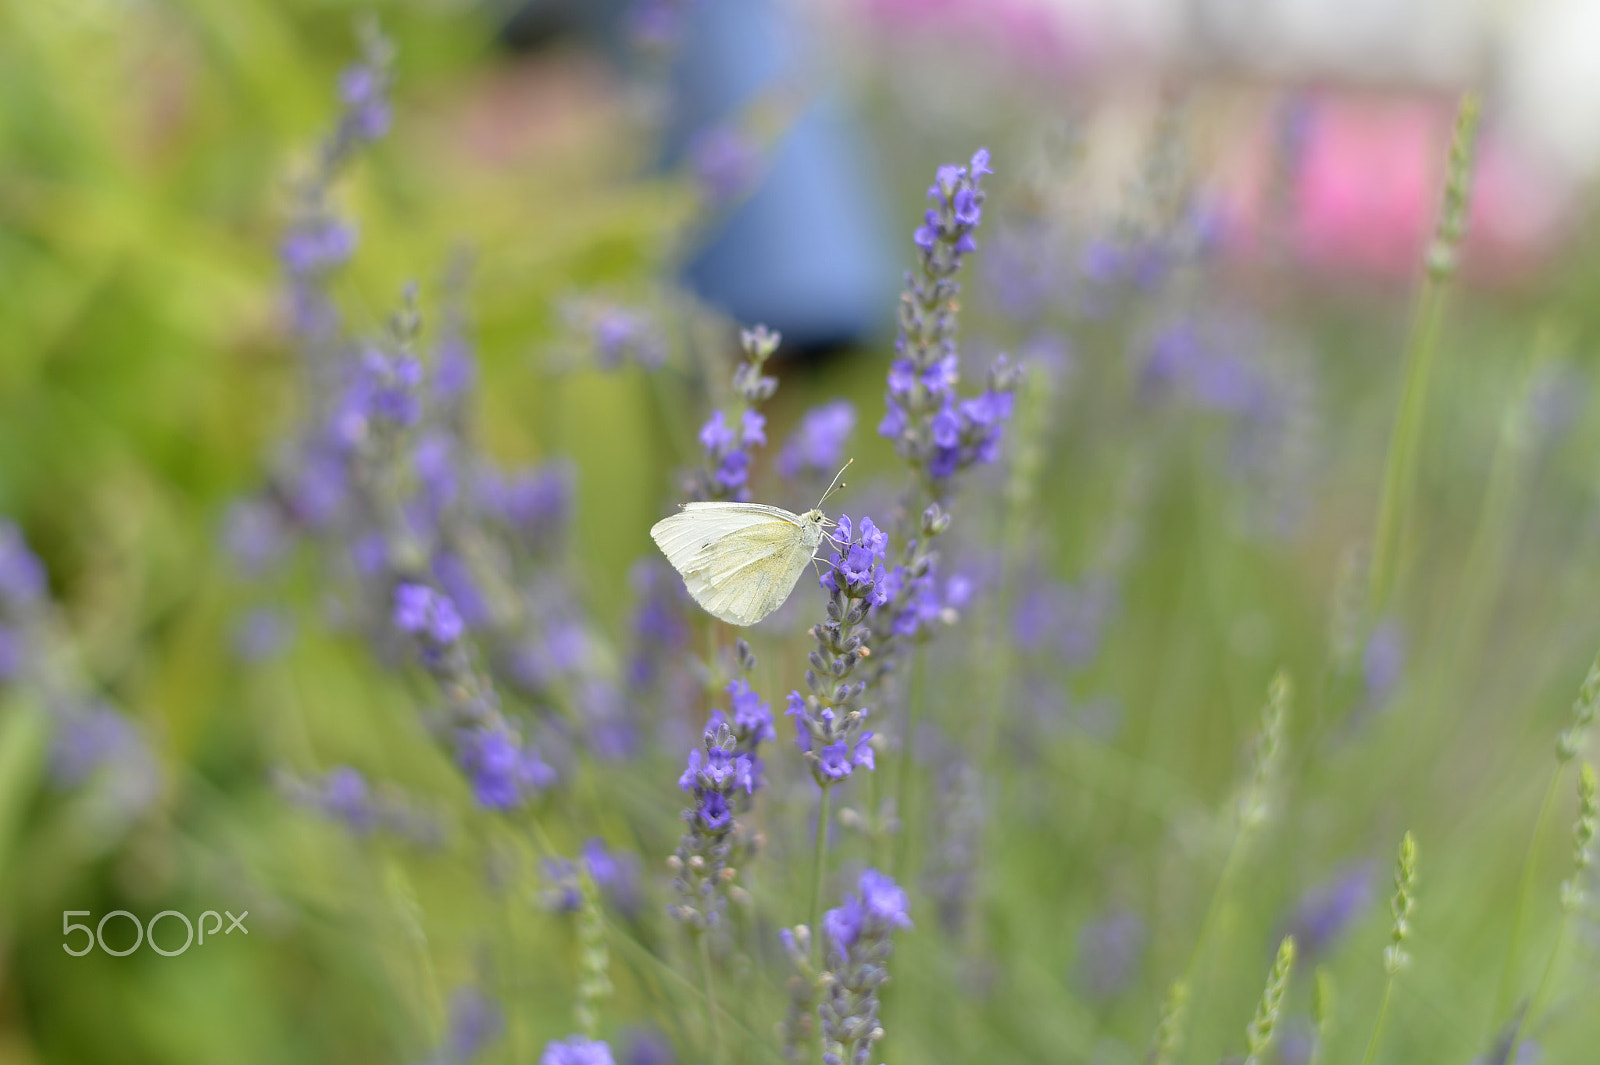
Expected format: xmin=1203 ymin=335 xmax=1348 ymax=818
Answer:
xmin=666 ymin=0 xmax=895 ymax=351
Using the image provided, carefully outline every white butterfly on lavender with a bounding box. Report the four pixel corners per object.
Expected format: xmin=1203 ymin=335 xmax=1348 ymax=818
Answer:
xmin=650 ymin=462 xmax=851 ymax=626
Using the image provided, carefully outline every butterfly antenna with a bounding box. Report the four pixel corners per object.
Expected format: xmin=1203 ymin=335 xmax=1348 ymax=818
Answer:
xmin=816 ymin=458 xmax=854 ymax=511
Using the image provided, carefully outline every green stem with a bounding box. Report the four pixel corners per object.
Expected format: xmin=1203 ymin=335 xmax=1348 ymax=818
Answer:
xmin=697 ymin=931 xmax=722 ymax=1065
xmin=603 ymin=921 xmax=782 ymax=1062
xmin=1368 ymin=275 xmax=1450 ymax=615
xmin=1359 ymin=978 xmax=1396 ymax=1065
xmin=1496 ymin=771 xmax=1561 ymax=1018
xmin=891 ymin=645 xmax=927 ymax=880
xmin=1511 ymin=911 xmax=1570 ymax=1059
xmin=810 ymin=785 xmax=834 ymax=962
xmin=1180 ymin=825 xmax=1248 ymax=995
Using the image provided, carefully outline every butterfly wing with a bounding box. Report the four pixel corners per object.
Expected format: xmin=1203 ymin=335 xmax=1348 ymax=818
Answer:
xmin=650 ymin=503 xmax=814 ymax=626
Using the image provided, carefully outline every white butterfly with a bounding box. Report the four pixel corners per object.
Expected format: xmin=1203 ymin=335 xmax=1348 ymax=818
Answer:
xmin=650 ymin=463 xmax=850 ymax=627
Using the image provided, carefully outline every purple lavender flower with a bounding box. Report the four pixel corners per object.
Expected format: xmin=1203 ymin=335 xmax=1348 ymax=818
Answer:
xmin=817 ymin=742 xmax=852 ymax=781
xmin=540 ymin=1036 xmax=614 ymax=1065
xmin=1013 ymin=574 xmax=1116 ymax=667
xmin=413 ymin=432 xmax=458 ymax=514
xmin=1284 ymin=862 xmax=1375 ymax=958
xmin=277 ymin=765 xmax=441 ymax=845
xmin=668 ymin=722 xmax=754 ymax=928
xmin=48 ymin=703 xmax=160 ymax=814
xmin=1074 ymin=910 xmax=1147 ymax=1000
xmin=592 ymin=308 xmax=667 ymax=370
xmin=443 ymin=988 xmax=502 ymax=1063
xmin=0 ymin=624 xmax=20 ymax=681
xmin=789 ymin=513 xmax=889 ymax=786
xmin=777 ymin=400 xmax=856 ymax=480
xmin=582 ymin=837 xmax=643 ymax=917
xmin=819 ymin=868 xmax=911 ymax=1065
xmin=393 ymin=583 xmax=465 ymax=644
xmin=338 ymin=60 xmax=392 ymax=141
xmin=408 ymin=986 xmax=503 ymax=1065
xmin=689 ymin=326 xmax=780 ymax=501
xmin=432 ymin=553 xmax=490 ymax=629
xmin=281 ymin=218 xmax=357 ymax=277
xmin=541 ymin=856 xmax=584 ymax=913
xmin=0 ymin=520 xmax=46 ymax=607
xmin=332 ymin=350 xmax=423 ymax=447
xmin=319 ymin=766 xmax=377 ymax=835
xmin=457 ymin=727 xmax=556 ymax=810
xmin=726 ymin=678 xmax=775 ymax=745
xmin=223 ymin=499 xmax=291 ymax=575
xmin=922 ymin=742 xmax=983 ymax=933
xmin=880 ymin=151 xmax=1019 ymax=493
xmin=699 ymin=411 xmax=736 ymax=452
xmin=433 ymin=332 xmax=477 ymax=401
xmin=1363 ymin=618 xmax=1406 ymax=711
xmin=232 ymin=607 xmax=293 ymax=662
xmin=690 ymin=124 xmax=759 ymax=204
xmin=619 ymin=1028 xmax=675 ymax=1065
xmin=291 ymin=450 xmax=349 ymax=528
xmin=479 ymin=462 xmax=574 ymax=551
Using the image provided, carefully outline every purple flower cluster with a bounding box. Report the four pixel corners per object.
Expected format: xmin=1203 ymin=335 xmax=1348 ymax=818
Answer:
xmin=1 ymin=519 xmax=160 ymax=818
xmin=777 ymin=400 xmax=856 ymax=482
xmin=333 ymin=349 xmax=425 ymax=448
xmin=1074 ymin=909 xmax=1147 ymax=1000
xmin=591 ymin=307 xmax=668 ymax=371
xmin=624 ymin=560 xmax=690 ymax=692
xmin=456 ymin=726 xmax=556 ymax=810
xmin=276 ymin=765 xmax=444 ymax=846
xmin=690 ymin=325 xmax=779 ymax=501
xmin=0 ymin=625 xmax=20 ymax=682
xmin=0 ymin=519 xmax=45 ymax=684
xmin=393 ymin=582 xmax=465 ymax=645
xmin=787 ymin=515 xmax=890 ymax=786
xmin=667 ymin=721 xmax=757 ymax=929
xmin=410 ymin=987 xmax=503 ymax=1065
xmin=49 ymin=703 xmax=161 ymax=813
xmin=541 ymin=839 xmax=644 ymax=918
xmin=1013 ymin=573 xmax=1117 ymax=668
xmin=338 ymin=61 xmax=392 ymax=143
xmin=1138 ymin=312 xmax=1318 ymax=537
xmin=475 ymin=461 xmax=574 ymax=557
xmin=882 ymin=355 xmax=1018 ymax=482
xmin=1362 ymin=618 xmax=1406 ymax=713
xmin=690 ymin=124 xmax=760 ymax=204
xmin=697 ymin=409 xmax=766 ymax=498
xmin=540 ymin=1037 xmax=614 ymax=1065
xmin=921 ymin=735 xmax=983 ymax=934
xmin=1283 ymin=862 xmax=1375 ymax=958
xmin=0 ymin=519 xmax=45 ymax=608
xmin=721 ymin=677 xmax=776 ymax=744
xmin=854 ymin=503 xmax=966 ymax=672
xmin=281 ymin=25 xmax=393 ymax=337
xmin=880 ymin=150 xmax=1020 ymax=493
xmin=913 ymin=151 xmax=991 ymax=259
xmin=816 ymin=868 xmax=912 ymax=1065
xmin=680 ymin=731 xmax=755 ymax=828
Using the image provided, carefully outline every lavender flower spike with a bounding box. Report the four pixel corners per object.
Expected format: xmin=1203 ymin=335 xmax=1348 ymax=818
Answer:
xmin=787 ymin=514 xmax=890 ymax=786
xmin=881 ymin=150 xmax=1021 ymax=497
xmin=540 ymin=1036 xmax=615 ymax=1065
xmin=667 ymin=722 xmax=757 ymax=929
xmin=818 ymin=868 xmax=911 ymax=1065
